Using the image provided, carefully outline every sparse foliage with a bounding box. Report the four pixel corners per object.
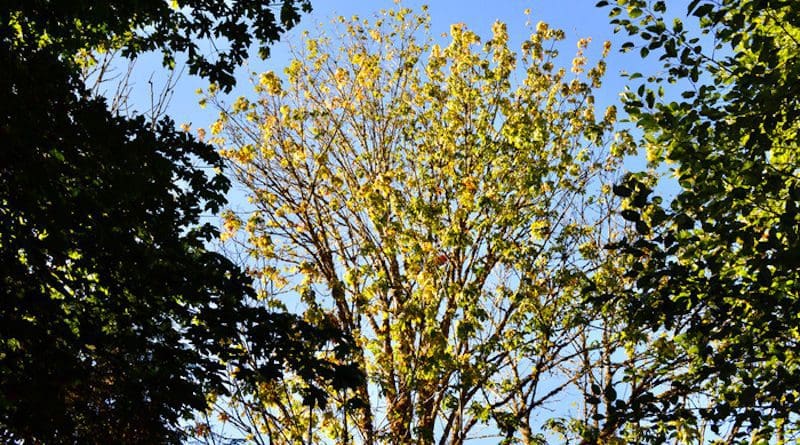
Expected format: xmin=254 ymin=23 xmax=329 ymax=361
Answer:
xmin=209 ymin=7 xmax=648 ymax=444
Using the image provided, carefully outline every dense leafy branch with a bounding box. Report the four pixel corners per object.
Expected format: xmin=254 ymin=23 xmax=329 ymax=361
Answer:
xmin=597 ymin=0 xmax=800 ymax=442
xmin=0 ymin=1 xmax=368 ymax=443
xmin=3 ymin=0 xmax=312 ymax=90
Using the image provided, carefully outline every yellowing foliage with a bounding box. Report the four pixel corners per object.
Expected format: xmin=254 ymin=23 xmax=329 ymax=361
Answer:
xmin=209 ymin=7 xmax=635 ymax=444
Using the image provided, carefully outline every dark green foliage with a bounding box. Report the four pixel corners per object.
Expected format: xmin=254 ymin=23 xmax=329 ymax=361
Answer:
xmin=0 ymin=39 xmax=244 ymax=443
xmin=4 ymin=0 xmax=312 ymax=90
xmin=599 ymin=0 xmax=800 ymax=441
xmin=0 ymin=1 xmax=364 ymax=443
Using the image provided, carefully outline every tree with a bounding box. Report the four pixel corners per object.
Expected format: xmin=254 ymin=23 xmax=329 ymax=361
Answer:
xmin=0 ymin=1 xmax=359 ymax=443
xmin=597 ymin=0 xmax=800 ymax=442
xmin=207 ymin=7 xmax=650 ymax=444
xmin=4 ymin=0 xmax=312 ymax=90
xmin=1 ymin=46 xmax=245 ymax=443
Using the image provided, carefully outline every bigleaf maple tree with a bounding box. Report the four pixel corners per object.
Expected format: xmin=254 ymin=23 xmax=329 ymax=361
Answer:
xmin=206 ymin=7 xmax=659 ymax=444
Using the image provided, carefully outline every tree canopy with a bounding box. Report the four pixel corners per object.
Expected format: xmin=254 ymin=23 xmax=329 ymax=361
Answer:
xmin=598 ymin=0 xmax=800 ymax=442
xmin=1 ymin=42 xmax=248 ymax=442
xmin=4 ymin=0 xmax=312 ymax=89
xmin=202 ymin=7 xmax=664 ymax=444
xmin=5 ymin=0 xmax=799 ymax=442
xmin=0 ymin=1 xmax=362 ymax=443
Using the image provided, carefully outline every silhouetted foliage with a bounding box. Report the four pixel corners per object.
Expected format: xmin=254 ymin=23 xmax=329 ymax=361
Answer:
xmin=0 ymin=1 xmax=365 ymax=443
xmin=4 ymin=0 xmax=312 ymax=90
xmin=1 ymin=41 xmax=247 ymax=442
